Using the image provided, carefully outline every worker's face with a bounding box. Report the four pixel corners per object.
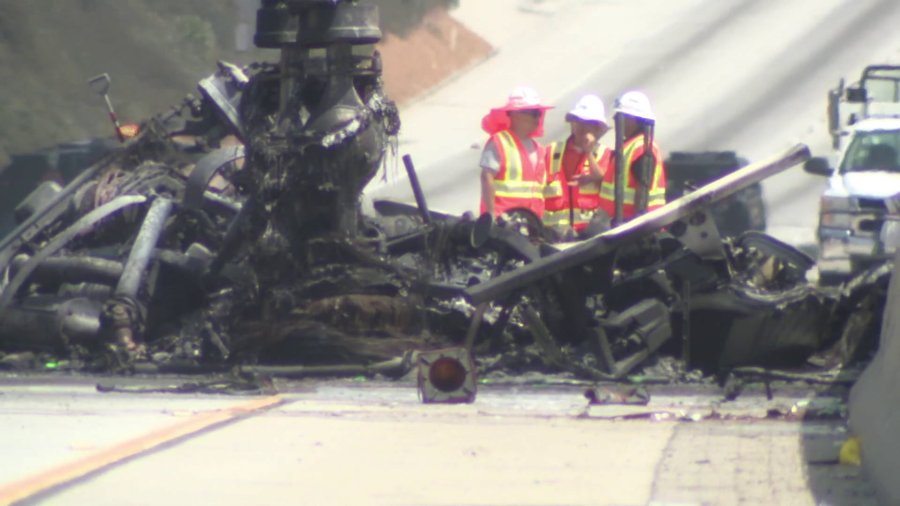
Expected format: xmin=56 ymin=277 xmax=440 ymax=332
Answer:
xmin=508 ymin=109 xmax=542 ymax=135
xmin=569 ymin=118 xmax=608 ymax=150
xmin=622 ymin=116 xmax=641 ymax=137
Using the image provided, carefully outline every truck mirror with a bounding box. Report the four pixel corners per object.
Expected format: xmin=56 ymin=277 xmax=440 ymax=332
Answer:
xmin=846 ymin=86 xmax=867 ymax=103
xmin=827 ymin=89 xmax=840 ymax=133
xmin=803 ymin=157 xmax=833 ymax=176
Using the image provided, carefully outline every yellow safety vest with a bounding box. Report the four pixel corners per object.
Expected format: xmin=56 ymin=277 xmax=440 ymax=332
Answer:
xmin=598 ymin=134 xmax=666 ymax=220
xmin=484 ymin=130 xmax=546 ymax=217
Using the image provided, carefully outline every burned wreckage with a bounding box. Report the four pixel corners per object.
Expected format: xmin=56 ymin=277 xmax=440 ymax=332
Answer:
xmin=0 ymin=1 xmax=889 ymax=396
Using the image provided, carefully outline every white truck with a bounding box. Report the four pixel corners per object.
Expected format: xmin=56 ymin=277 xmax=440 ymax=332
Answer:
xmin=804 ymin=65 xmax=900 ymax=283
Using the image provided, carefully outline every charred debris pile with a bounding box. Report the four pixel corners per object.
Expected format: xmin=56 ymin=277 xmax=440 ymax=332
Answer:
xmin=0 ymin=1 xmax=890 ymax=394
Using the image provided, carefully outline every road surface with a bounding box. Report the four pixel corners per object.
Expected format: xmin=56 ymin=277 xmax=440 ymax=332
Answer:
xmin=0 ymin=376 xmax=877 ymax=505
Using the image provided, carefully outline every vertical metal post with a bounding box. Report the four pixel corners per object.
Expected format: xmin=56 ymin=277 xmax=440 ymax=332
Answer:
xmin=567 ymin=184 xmax=575 ymax=231
xmin=463 ymin=302 xmax=488 ymax=352
xmin=613 ymin=112 xmax=625 ymax=226
xmin=103 ymin=95 xmax=126 ymax=143
xmin=634 ymin=122 xmax=654 ymax=216
xmin=682 ymin=279 xmax=691 ymax=368
xmin=402 ymin=154 xmax=431 ymax=225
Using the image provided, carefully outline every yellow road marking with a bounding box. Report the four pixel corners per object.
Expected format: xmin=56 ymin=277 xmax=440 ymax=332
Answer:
xmin=0 ymin=395 xmax=284 ymax=505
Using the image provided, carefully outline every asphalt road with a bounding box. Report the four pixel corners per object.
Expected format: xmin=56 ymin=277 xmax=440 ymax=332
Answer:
xmin=367 ymin=0 xmax=900 ymax=248
xmin=0 ymin=376 xmax=877 ymax=505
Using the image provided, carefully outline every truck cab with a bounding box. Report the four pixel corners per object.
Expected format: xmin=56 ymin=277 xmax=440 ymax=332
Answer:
xmin=665 ymin=151 xmax=766 ymax=237
xmin=807 ymin=65 xmax=900 ymax=283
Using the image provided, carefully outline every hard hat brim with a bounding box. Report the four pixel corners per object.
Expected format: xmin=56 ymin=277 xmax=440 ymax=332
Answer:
xmin=565 ymin=111 xmax=608 ymax=125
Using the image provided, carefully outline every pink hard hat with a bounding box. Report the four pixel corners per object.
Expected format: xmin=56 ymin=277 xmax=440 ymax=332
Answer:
xmin=482 ymin=86 xmax=553 ymax=136
xmin=494 ymin=86 xmax=553 ymax=112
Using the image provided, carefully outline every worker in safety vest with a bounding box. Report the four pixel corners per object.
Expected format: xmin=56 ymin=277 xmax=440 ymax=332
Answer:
xmin=543 ymin=94 xmax=613 ymax=238
xmin=599 ymin=90 xmax=667 ymax=224
xmin=479 ymin=86 xmax=552 ymax=218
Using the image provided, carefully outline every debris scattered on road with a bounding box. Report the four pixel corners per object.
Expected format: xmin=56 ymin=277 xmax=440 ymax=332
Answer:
xmin=839 ymin=436 xmax=862 ymax=466
xmin=96 ymin=372 xmax=276 ymax=396
xmin=584 ymin=386 xmax=650 ymax=406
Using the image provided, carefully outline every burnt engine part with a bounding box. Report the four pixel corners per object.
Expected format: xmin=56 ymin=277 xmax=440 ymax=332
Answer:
xmin=0 ymin=297 xmax=102 ymax=353
xmin=246 ymin=0 xmax=396 ymax=239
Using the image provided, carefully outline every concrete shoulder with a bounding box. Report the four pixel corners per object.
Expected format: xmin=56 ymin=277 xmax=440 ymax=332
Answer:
xmin=849 ymin=250 xmax=900 ymax=504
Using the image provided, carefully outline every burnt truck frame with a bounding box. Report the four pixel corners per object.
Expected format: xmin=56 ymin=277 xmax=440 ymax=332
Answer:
xmin=0 ymin=1 xmax=888 ymax=385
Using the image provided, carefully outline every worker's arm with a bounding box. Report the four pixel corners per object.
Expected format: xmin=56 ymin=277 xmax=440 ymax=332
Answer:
xmin=481 ymin=168 xmax=496 ymax=216
xmin=583 ymin=150 xmax=604 ymax=181
xmin=479 ymin=140 xmax=501 ymax=216
xmin=577 ymin=145 xmax=611 ymax=186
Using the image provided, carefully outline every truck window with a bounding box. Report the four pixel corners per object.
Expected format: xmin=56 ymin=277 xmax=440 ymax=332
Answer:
xmin=839 ymin=130 xmax=900 ymax=173
xmin=863 ymin=78 xmax=900 ymax=102
xmin=861 ymin=67 xmax=900 ymax=102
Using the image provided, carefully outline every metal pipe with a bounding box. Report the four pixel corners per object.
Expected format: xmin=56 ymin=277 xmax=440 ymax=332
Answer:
xmin=103 ymin=94 xmax=126 ymax=143
xmin=131 ymin=354 xmax=413 ymax=379
xmin=568 ymin=184 xmax=575 ymax=231
xmin=0 ymin=195 xmax=147 ymax=314
xmin=681 ymin=279 xmax=691 ymax=368
xmin=245 ymin=355 xmax=411 ymax=379
xmin=11 ymin=256 xmax=124 ymax=286
xmin=613 ymin=112 xmax=625 ymax=226
xmin=463 ymin=302 xmax=488 ymax=352
xmin=634 ymin=122 xmax=655 ymax=216
xmin=116 ymin=197 xmax=174 ymax=298
xmin=0 ymin=297 xmax=103 ymax=351
xmin=402 ymin=154 xmax=431 ymax=225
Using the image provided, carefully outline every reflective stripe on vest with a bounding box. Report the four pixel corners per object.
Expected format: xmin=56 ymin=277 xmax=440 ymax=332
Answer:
xmin=599 ymin=134 xmax=666 ymax=215
xmin=489 ymin=130 xmax=545 ymax=216
xmin=543 ymin=208 xmax=600 ymax=228
xmin=543 ymin=141 xmax=565 ymax=199
xmin=544 ymin=141 xmax=603 ymax=198
xmin=543 ymin=139 xmax=604 ymax=228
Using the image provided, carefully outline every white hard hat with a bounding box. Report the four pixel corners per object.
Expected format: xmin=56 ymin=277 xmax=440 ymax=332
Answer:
xmin=566 ymin=94 xmax=607 ymax=125
xmin=499 ymin=86 xmax=552 ymax=111
xmin=614 ymin=90 xmax=655 ymax=122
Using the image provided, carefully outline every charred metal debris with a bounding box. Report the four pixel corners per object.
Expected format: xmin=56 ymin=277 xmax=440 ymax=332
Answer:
xmin=0 ymin=1 xmax=891 ymax=398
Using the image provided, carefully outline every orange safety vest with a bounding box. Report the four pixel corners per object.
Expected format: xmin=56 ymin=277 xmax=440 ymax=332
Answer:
xmin=598 ymin=133 xmax=666 ymax=221
xmin=542 ymin=139 xmax=610 ymax=231
xmin=480 ymin=130 xmax=546 ymax=217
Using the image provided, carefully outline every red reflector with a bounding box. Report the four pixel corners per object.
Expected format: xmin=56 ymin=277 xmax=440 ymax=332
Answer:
xmin=417 ymin=347 xmax=477 ymax=404
xmin=429 ymin=357 xmax=467 ymax=392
